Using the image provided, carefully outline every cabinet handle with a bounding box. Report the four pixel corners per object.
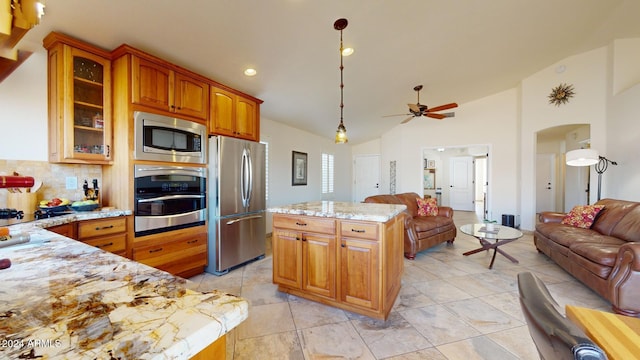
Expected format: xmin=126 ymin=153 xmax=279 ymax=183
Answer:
xmin=170 ymin=105 xmax=176 ymax=109
xmin=187 ymin=239 xmax=198 ymax=244
xmin=351 ymin=229 xmax=365 ymax=233
xmin=96 ymin=225 xmax=114 ymax=231
xmin=295 ymin=236 xmax=301 ymax=241
xmin=295 ymin=222 xmax=307 ymax=227
xmin=149 ymin=248 xmax=163 ymax=253
xmin=341 ymin=243 xmax=346 ymax=248
xmin=97 ymin=242 xmax=114 ymax=248
xmin=106 ymin=145 xmax=110 ymax=157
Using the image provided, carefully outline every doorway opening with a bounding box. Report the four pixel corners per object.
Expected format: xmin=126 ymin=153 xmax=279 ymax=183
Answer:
xmin=422 ymin=145 xmax=490 ymax=218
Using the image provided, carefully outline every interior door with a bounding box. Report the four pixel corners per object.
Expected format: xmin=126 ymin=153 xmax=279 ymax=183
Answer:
xmin=449 ymin=156 xmax=474 ymax=211
xmin=354 ymin=155 xmax=381 ymax=202
xmin=536 ymin=154 xmax=556 ymax=213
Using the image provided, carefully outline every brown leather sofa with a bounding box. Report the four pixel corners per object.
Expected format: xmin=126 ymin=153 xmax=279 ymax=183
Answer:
xmin=534 ymin=198 xmax=640 ymax=316
xmin=364 ymin=192 xmax=456 ymax=259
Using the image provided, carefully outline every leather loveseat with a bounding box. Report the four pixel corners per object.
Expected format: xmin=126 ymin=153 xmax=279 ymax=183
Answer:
xmin=364 ymin=192 xmax=456 ymax=259
xmin=534 ymin=198 xmax=640 ymax=316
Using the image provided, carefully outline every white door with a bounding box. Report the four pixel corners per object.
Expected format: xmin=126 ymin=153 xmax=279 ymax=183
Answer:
xmin=354 ymin=155 xmax=381 ymax=202
xmin=449 ymin=156 xmax=474 ymax=211
xmin=536 ymin=154 xmax=556 ymax=213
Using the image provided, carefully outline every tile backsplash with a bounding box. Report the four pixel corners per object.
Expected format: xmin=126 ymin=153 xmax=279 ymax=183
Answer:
xmin=0 ymin=160 xmax=102 ymax=210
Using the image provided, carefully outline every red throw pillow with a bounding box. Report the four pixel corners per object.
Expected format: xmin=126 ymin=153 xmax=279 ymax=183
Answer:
xmin=416 ymin=197 xmax=438 ymax=216
xmin=561 ymin=205 xmax=605 ymax=229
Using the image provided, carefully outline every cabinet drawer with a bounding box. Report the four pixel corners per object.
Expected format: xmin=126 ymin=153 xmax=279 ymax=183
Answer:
xmin=274 ymin=215 xmax=335 ymax=234
xmin=82 ymin=233 xmax=126 ymax=254
xmin=340 ymin=221 xmax=378 ymax=240
xmin=133 ymin=234 xmax=206 ymax=265
xmin=78 ymin=217 xmax=127 ymax=239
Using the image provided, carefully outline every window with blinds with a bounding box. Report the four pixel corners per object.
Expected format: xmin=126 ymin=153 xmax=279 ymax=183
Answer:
xmin=322 ymin=153 xmax=334 ymax=195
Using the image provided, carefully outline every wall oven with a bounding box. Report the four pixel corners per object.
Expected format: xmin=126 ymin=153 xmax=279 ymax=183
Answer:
xmin=134 ymin=165 xmax=206 ymax=237
xmin=134 ymin=111 xmax=207 ymax=164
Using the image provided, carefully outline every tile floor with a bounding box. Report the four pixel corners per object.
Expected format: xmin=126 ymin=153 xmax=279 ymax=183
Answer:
xmin=187 ymin=211 xmax=611 ymax=359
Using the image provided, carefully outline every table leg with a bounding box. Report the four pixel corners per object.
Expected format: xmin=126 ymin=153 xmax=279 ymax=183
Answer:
xmin=464 ymin=237 xmax=520 ymax=269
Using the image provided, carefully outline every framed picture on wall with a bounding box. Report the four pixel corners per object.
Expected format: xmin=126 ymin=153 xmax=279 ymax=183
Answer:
xmin=292 ymin=151 xmax=308 ymax=186
xmin=427 ymin=159 xmax=436 ymax=169
xmin=424 ymin=169 xmax=436 ymax=190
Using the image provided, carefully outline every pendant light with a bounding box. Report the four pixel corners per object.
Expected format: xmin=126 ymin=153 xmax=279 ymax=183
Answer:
xmin=334 ymin=18 xmax=348 ymax=144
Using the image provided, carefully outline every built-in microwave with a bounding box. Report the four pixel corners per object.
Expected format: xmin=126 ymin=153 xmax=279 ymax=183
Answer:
xmin=134 ymin=111 xmax=207 ymax=164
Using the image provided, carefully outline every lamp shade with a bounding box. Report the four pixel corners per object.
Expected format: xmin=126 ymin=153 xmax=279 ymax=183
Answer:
xmin=566 ymin=149 xmax=599 ymax=166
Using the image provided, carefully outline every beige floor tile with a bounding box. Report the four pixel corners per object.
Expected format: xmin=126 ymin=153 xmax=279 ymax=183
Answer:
xmin=436 ymin=336 xmax=519 ymax=360
xmin=236 ymin=302 xmax=295 ymax=340
xmin=444 ymin=298 xmax=524 ymax=334
xmin=233 ymin=331 xmax=303 ymax=360
xmin=486 ymin=326 xmax=541 ymax=360
xmin=289 ymin=297 xmax=349 ymax=329
xmin=298 ymin=321 xmax=376 ymax=359
xmin=400 ymin=304 xmax=481 ymax=346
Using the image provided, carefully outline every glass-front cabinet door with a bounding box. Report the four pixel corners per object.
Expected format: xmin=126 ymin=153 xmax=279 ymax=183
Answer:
xmin=44 ymin=32 xmax=112 ymax=164
xmin=69 ymin=49 xmax=111 ymax=161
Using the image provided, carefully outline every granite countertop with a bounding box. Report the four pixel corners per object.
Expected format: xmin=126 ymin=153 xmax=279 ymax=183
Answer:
xmin=0 ymin=208 xmax=133 ymax=230
xmin=268 ymin=201 xmax=407 ymax=223
xmin=0 ymin=219 xmax=248 ymax=359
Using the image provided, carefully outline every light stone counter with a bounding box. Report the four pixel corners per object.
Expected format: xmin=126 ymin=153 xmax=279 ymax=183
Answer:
xmin=0 ymin=220 xmax=248 ymax=359
xmin=268 ymin=201 xmax=406 ymax=223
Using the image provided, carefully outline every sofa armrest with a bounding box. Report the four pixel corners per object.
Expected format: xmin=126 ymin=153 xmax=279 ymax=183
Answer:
xmin=437 ymin=206 xmax=454 ymax=218
xmin=538 ymin=211 xmax=565 ymax=224
xmin=608 ymin=242 xmax=640 ymax=316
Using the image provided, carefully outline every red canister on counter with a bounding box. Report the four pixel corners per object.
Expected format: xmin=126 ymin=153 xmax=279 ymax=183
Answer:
xmin=0 ymin=176 xmax=35 ymax=188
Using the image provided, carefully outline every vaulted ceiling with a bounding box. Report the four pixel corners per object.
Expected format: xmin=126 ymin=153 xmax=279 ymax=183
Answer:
xmin=19 ymin=0 xmax=640 ymax=144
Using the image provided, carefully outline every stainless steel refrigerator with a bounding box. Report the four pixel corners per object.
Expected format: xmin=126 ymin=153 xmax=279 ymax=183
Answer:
xmin=206 ymin=135 xmax=266 ymax=275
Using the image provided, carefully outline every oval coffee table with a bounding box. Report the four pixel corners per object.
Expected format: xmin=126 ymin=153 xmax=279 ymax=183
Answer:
xmin=459 ymin=223 xmax=523 ymax=269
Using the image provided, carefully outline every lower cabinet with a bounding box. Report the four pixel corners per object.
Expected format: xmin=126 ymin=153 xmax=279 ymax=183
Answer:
xmin=132 ymin=225 xmax=207 ymax=278
xmin=272 ymin=213 xmax=403 ymax=320
xmin=77 ymin=216 xmax=128 ymax=256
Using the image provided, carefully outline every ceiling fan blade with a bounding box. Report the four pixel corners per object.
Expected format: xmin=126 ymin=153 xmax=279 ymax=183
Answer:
xmin=408 ymin=103 xmax=421 ymax=113
xmin=426 ymin=102 xmax=458 ymax=113
xmin=400 ymin=116 xmax=415 ymax=124
xmin=426 ymin=113 xmax=446 ymax=120
xmin=382 ymin=113 xmax=411 ymax=118
xmin=442 ymin=112 xmax=455 ymax=118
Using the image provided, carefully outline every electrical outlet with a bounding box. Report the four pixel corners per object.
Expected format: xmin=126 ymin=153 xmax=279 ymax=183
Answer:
xmin=65 ymin=176 xmax=78 ymax=190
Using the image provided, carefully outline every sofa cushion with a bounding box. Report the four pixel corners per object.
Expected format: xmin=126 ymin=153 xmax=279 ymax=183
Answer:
xmin=610 ymin=205 xmax=640 ymax=242
xmin=416 ymin=197 xmax=438 ymax=216
xmin=569 ymin=240 xmax=625 ymax=268
xmin=561 ymin=205 xmax=604 ymax=228
xmin=591 ymin=199 xmax=640 ymax=236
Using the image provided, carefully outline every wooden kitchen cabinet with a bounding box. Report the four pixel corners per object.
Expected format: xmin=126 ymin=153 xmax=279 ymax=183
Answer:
xmin=132 ymin=225 xmax=207 ymax=278
xmin=272 ymin=215 xmax=336 ymax=299
xmin=46 ymin=223 xmax=77 ymax=239
xmin=210 ymin=86 xmax=260 ymax=141
xmin=272 ymin=213 xmax=403 ymax=320
xmin=77 ymin=216 xmax=129 ymax=256
xmin=43 ymin=32 xmax=113 ymax=164
xmin=131 ymin=55 xmax=209 ymax=122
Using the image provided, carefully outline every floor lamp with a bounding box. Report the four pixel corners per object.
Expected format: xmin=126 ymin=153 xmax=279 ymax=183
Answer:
xmin=566 ymin=149 xmax=618 ymax=201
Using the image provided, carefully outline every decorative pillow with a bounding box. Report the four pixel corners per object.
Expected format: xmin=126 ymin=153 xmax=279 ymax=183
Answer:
xmin=561 ymin=205 xmax=605 ymax=229
xmin=416 ymin=197 xmax=438 ymax=217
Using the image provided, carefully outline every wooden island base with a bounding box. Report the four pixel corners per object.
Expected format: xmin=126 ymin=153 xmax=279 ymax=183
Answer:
xmin=270 ymin=202 xmax=406 ymax=320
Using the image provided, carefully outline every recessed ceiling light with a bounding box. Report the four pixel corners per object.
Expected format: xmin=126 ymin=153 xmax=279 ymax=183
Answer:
xmin=341 ymin=47 xmax=354 ymax=56
xmin=244 ymin=68 xmax=257 ymax=76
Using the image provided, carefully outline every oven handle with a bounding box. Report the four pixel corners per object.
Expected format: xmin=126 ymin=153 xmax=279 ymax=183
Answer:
xmin=137 ymin=194 xmax=205 ymax=203
xmin=226 ymin=215 xmax=262 ymax=225
xmin=135 ymin=166 xmax=206 ymax=177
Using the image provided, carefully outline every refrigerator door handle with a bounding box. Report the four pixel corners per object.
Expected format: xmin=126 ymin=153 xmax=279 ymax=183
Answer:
xmin=246 ymin=148 xmax=253 ymax=206
xmin=241 ymin=148 xmax=250 ymax=208
xmin=225 ymin=214 xmax=263 ymax=225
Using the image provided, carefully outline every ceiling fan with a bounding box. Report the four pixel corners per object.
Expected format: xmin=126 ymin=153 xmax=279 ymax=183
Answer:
xmin=384 ymin=85 xmax=458 ymax=124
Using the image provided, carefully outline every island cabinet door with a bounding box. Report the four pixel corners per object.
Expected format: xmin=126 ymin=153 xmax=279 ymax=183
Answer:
xmin=302 ymin=233 xmax=336 ymax=299
xmin=338 ymin=237 xmax=380 ymax=310
xmin=272 ymin=229 xmax=302 ymax=289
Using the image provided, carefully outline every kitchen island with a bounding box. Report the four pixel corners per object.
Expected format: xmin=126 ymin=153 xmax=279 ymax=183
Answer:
xmin=269 ymin=201 xmax=406 ymax=320
xmin=0 ymin=218 xmax=247 ymax=359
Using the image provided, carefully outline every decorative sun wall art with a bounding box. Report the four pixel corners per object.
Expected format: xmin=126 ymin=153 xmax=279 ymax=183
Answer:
xmin=548 ymin=83 xmax=575 ymax=106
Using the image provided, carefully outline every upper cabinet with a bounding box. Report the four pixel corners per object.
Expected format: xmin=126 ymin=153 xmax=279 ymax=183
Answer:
xmin=43 ymin=32 xmax=113 ymax=164
xmin=131 ymin=55 xmax=209 ymax=122
xmin=210 ymin=86 xmax=260 ymax=142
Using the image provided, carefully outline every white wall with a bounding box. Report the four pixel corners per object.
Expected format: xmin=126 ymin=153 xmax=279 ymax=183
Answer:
xmin=378 ymin=88 xmax=519 ymax=222
xmin=0 ymin=49 xmax=48 ymax=161
xmin=520 ymin=47 xmax=609 ymax=229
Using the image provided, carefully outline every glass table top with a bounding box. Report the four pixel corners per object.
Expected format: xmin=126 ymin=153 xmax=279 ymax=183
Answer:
xmin=459 ymin=223 xmax=523 ymax=240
